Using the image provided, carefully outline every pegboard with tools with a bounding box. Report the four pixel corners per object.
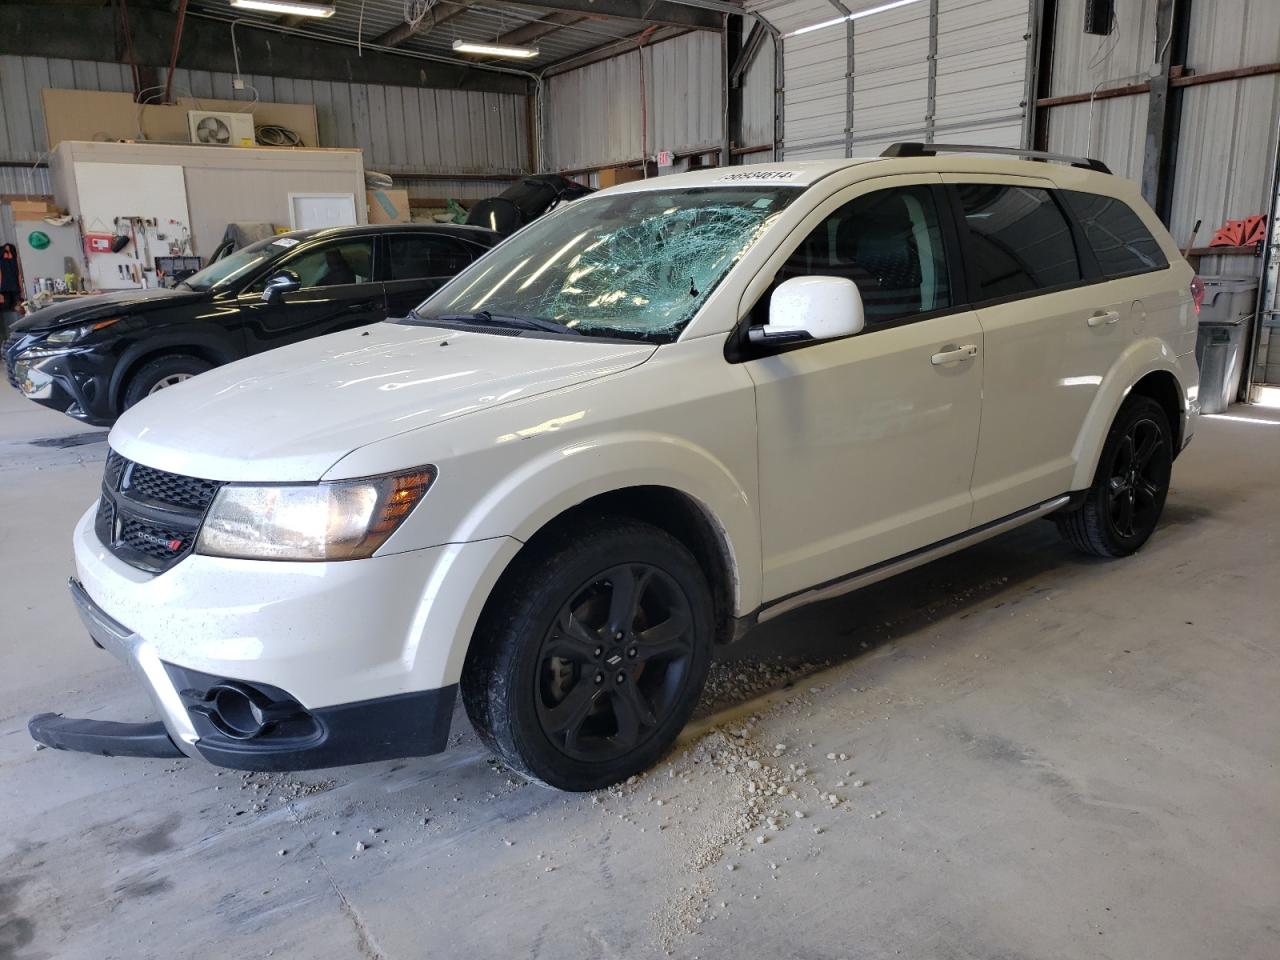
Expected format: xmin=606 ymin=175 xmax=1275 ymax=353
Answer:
xmin=87 ymin=215 xmax=195 ymax=288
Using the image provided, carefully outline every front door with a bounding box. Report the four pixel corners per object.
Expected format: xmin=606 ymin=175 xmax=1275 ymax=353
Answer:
xmin=745 ymin=179 xmax=984 ymax=602
xmin=238 ymin=236 xmax=385 ymax=354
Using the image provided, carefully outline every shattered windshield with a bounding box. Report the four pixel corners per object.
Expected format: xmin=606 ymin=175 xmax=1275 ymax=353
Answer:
xmin=411 ymin=186 xmax=799 ymax=342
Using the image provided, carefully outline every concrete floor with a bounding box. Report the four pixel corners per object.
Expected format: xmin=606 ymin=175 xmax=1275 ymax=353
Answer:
xmin=2 ymin=383 xmax=1277 ymax=960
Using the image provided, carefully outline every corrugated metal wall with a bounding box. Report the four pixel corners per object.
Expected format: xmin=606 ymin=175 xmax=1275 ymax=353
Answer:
xmin=0 ymin=54 xmax=529 ymax=199
xmin=741 ymin=31 xmax=779 ymax=152
xmin=746 ymin=0 xmax=1032 ymax=159
xmin=1044 ymin=0 xmax=1158 ymax=182
xmin=754 ymin=0 xmax=846 ymax=159
xmin=1169 ymin=1 xmax=1280 ymax=263
xmin=543 ymin=32 xmax=726 ymax=173
xmin=933 ymin=0 xmax=1030 ymax=148
xmin=1044 ymin=0 xmax=1280 ymax=278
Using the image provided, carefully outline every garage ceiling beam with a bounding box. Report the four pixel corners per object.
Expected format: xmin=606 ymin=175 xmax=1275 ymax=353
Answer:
xmin=497 ymin=11 xmax=589 ymax=45
xmin=373 ymin=0 xmax=479 ymax=48
xmin=0 ymin=2 xmax=530 ymax=94
xmin=503 ymin=0 xmax=722 ymax=31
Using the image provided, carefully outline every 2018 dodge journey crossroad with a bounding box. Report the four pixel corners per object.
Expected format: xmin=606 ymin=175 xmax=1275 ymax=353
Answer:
xmin=30 ymin=144 xmax=1200 ymax=790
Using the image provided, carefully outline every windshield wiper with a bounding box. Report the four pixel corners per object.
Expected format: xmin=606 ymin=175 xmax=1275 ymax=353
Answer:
xmin=431 ymin=310 xmax=582 ymax=336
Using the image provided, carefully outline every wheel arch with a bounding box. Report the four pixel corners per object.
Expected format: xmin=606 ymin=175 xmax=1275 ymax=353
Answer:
xmin=109 ymin=333 xmax=239 ymax=413
xmin=496 ymin=485 xmax=741 ymax=648
xmin=1128 ymin=369 xmax=1184 ymax=453
xmin=1070 ymin=341 xmax=1190 ymax=491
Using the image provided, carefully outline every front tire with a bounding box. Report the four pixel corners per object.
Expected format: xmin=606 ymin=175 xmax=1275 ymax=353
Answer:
xmin=1057 ymin=395 xmax=1172 ymax=558
xmin=461 ymin=519 xmax=713 ymax=791
xmin=122 ymin=354 xmax=213 ymax=411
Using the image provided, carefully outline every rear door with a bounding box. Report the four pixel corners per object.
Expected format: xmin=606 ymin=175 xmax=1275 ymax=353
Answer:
xmin=237 ymin=235 xmax=385 ymax=354
xmin=383 ymin=232 xmax=483 ymax=317
xmin=945 ymin=176 xmax=1128 ymax=525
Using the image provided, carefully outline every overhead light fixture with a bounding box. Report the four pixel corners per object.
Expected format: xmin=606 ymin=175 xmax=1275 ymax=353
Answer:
xmin=783 ymin=0 xmax=926 ymax=38
xmin=229 ymin=0 xmax=336 ymax=18
xmin=452 ymin=39 xmax=539 ymax=59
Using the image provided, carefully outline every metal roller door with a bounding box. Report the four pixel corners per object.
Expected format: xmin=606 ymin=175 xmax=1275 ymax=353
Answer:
xmin=747 ymin=0 xmax=1033 ymax=159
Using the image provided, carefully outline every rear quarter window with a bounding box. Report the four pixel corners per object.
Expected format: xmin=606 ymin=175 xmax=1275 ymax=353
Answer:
xmin=1061 ymin=191 xmax=1169 ymax=277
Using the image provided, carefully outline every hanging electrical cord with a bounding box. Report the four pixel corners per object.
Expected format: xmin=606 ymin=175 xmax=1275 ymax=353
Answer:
xmin=1087 ymin=8 xmax=1120 ymax=73
xmin=404 ymin=0 xmax=436 ymax=29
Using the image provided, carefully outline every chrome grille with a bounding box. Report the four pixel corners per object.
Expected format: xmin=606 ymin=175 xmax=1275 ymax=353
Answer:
xmin=96 ymin=449 xmax=224 ymax=574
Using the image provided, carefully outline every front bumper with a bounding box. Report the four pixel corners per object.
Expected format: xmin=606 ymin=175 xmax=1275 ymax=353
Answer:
xmin=30 ymin=578 xmax=457 ymax=770
xmin=32 ymin=505 xmax=521 ymax=770
xmin=6 ymin=344 xmax=113 ymax=425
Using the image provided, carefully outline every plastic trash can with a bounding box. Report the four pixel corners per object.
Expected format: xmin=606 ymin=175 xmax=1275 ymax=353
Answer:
xmin=1198 ymin=276 xmax=1258 ymax=324
xmin=1195 ymin=320 xmax=1248 ymax=414
xmin=1193 ymin=276 xmax=1258 ymax=413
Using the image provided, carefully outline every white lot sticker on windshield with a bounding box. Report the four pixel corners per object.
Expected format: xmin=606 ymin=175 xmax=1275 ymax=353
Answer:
xmin=716 ymin=170 xmax=800 ymax=183
xmin=271 ymin=237 xmax=300 ymax=247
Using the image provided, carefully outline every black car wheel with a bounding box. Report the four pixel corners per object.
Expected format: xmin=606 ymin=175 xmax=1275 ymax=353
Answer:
xmin=122 ymin=355 xmax=213 ymax=411
xmin=1057 ymin=395 xmax=1173 ymax=558
xmin=462 ymin=519 xmax=713 ymax=791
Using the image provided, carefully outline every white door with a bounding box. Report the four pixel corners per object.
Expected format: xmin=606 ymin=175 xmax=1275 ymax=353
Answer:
xmin=744 ymin=179 xmax=984 ymax=602
xmin=946 ymin=177 xmax=1124 ymax=525
xmin=288 ymin=193 xmax=357 ymax=230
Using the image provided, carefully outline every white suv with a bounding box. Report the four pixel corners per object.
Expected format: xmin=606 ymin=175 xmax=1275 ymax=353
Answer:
xmin=32 ymin=145 xmax=1199 ymax=790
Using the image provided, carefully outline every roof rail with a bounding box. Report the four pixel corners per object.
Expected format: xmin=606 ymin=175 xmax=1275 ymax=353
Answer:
xmin=880 ymin=142 xmax=1111 ymax=175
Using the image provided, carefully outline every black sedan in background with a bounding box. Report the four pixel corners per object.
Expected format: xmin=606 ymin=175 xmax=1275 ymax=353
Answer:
xmin=2 ymin=223 xmax=499 ymax=426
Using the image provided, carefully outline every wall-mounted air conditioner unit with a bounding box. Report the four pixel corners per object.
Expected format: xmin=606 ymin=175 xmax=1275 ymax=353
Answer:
xmin=187 ymin=110 xmax=256 ymax=147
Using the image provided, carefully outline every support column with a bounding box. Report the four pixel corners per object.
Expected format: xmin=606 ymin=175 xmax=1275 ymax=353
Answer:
xmin=925 ymin=0 xmax=938 ymax=143
xmin=1140 ymin=0 xmax=1181 ymax=215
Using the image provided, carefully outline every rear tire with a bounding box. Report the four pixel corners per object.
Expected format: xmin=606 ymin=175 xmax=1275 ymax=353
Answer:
xmin=1056 ymin=395 xmax=1172 ymax=558
xmin=461 ymin=518 xmax=713 ymax=791
xmin=122 ymin=354 xmax=212 ymax=411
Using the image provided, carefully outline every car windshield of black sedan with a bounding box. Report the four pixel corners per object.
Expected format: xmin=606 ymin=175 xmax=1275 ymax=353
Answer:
xmin=410 ymin=187 xmax=800 ymax=342
xmin=180 ymin=238 xmax=288 ymax=292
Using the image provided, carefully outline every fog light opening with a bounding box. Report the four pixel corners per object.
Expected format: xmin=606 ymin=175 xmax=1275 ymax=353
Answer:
xmin=188 ymin=682 xmax=306 ymax=741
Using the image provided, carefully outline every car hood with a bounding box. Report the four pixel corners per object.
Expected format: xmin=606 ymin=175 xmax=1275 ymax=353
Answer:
xmin=109 ymin=322 xmax=656 ymax=481
xmin=10 ymin=287 xmax=207 ymax=333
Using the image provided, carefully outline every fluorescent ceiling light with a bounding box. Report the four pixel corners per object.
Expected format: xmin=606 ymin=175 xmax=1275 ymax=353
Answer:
xmin=452 ymin=39 xmax=539 ymax=59
xmin=783 ymin=0 xmax=926 ymax=38
xmin=229 ymin=0 xmax=335 ymax=17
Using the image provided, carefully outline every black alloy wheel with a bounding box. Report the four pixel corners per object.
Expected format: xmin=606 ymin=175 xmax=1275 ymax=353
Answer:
xmin=1056 ymin=395 xmax=1173 ymax=558
xmin=1104 ymin=415 xmax=1168 ymax=540
xmin=535 ymin=563 xmax=695 ymax=763
xmin=461 ymin=519 xmax=713 ymax=790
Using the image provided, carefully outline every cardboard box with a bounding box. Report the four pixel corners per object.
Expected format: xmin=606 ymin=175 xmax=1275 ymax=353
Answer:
xmin=11 ymin=200 xmax=55 ymax=221
xmin=597 ymin=167 xmax=646 ymax=188
xmin=366 ymin=189 xmax=410 ymax=224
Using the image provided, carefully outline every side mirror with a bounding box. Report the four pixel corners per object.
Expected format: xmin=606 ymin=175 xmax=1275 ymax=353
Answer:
xmin=750 ymin=276 xmax=864 ymax=346
xmin=261 ymin=270 xmax=301 ymax=304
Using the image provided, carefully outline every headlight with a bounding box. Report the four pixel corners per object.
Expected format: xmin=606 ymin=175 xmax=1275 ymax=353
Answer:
xmin=196 ymin=467 xmax=436 ymax=561
xmin=45 ymin=317 xmax=121 ymax=344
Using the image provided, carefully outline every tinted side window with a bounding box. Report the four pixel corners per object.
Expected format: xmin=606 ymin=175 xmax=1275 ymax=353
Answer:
xmin=1061 ymin=190 xmax=1168 ymax=277
xmin=956 ymin=184 xmax=1081 ymax=300
xmin=778 ymin=184 xmax=952 ymax=325
xmin=388 ymin=235 xmax=476 ymax=280
xmin=254 ymin=239 xmax=374 ymax=291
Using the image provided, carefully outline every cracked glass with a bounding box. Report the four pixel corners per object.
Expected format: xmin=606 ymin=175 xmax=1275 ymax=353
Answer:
xmin=412 ymin=186 xmax=800 ymax=343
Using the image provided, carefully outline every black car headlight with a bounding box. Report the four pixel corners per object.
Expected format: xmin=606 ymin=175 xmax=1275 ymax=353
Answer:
xmin=44 ymin=317 xmax=121 ymax=345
